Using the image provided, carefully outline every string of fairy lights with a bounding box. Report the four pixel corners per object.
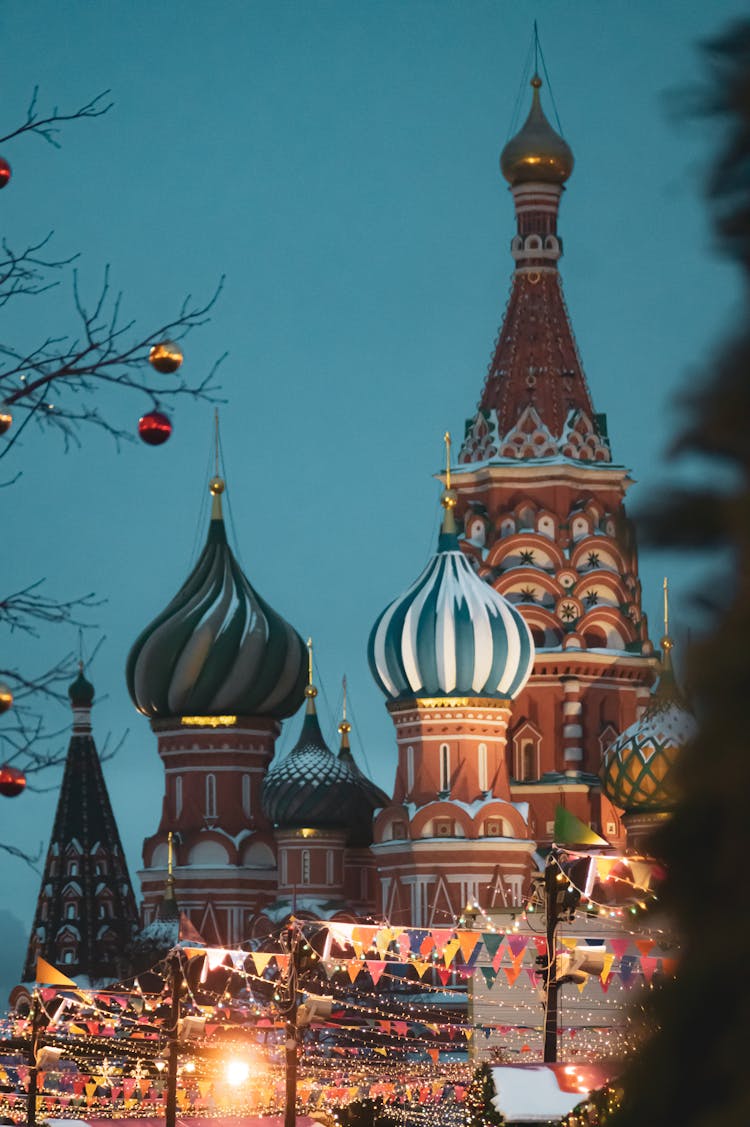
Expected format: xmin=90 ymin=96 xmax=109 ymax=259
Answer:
xmin=0 ymin=876 xmax=674 ymax=1120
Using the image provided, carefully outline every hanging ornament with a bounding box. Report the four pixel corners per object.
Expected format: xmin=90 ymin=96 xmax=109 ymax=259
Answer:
xmin=0 ymin=764 xmax=26 ymax=798
xmin=0 ymin=158 xmax=11 ymax=190
xmin=149 ymin=341 xmax=183 ymax=374
xmin=0 ymin=682 xmax=12 ymax=713
xmin=138 ymin=410 xmax=172 ymax=446
xmin=0 ymin=407 xmax=12 ymax=435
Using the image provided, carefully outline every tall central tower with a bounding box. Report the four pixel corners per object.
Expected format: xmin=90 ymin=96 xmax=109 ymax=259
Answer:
xmin=452 ymin=76 xmax=656 ymax=846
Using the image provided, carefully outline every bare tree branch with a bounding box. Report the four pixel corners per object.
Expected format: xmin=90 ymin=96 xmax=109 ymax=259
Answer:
xmin=0 ymin=88 xmax=113 ymax=148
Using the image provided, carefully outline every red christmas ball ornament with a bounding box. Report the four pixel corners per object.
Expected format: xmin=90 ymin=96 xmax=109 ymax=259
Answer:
xmin=0 ymin=407 xmax=12 ymax=436
xmin=138 ymin=409 xmax=172 ymax=446
xmin=0 ymin=764 xmax=26 ymax=798
xmin=0 ymin=158 xmax=11 ymax=190
xmin=149 ymin=340 xmax=183 ymax=374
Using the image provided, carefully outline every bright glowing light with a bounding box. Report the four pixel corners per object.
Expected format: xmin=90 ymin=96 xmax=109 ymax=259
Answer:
xmin=225 ymin=1059 xmax=251 ymax=1086
xmin=183 ymin=1060 xmax=196 ymax=1074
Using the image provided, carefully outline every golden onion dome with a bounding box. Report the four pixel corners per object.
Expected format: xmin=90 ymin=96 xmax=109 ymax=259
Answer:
xmin=500 ymin=75 xmax=574 ymax=186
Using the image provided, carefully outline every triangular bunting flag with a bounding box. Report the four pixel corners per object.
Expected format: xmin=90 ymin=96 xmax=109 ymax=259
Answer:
xmin=600 ymin=953 xmax=615 ymax=984
xmin=533 ymin=936 xmax=547 ymax=957
xmin=480 ymin=966 xmax=497 ymax=989
xmin=443 ymin=938 xmax=461 ymax=966
xmin=503 ymin=962 xmax=522 ymax=986
xmin=506 ymin=935 xmax=528 ymax=959
xmin=347 ymin=960 xmax=362 ymax=983
xmin=35 ymin=957 xmax=76 ymax=987
xmin=609 ymin=939 xmax=630 ymax=960
xmin=481 ymin=932 xmax=503 ymax=959
xmin=553 ymin=804 xmax=609 ymax=845
xmin=274 ymin=953 xmax=289 ymax=973
xmin=430 ymin=928 xmax=454 ymax=957
xmin=640 ymin=956 xmax=658 ymax=983
xmin=456 ymin=930 xmax=481 ymax=963
xmin=492 ymin=948 xmax=504 ymax=973
xmin=413 ymin=960 xmax=431 ymax=979
xmin=635 ymin=938 xmax=655 ymax=958
xmin=251 ymin=952 xmax=272 ymax=975
xmin=366 ymin=961 xmax=387 ymax=986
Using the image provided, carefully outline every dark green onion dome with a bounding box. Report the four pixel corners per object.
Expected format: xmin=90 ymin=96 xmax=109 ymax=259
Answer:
xmin=69 ymin=663 xmax=95 ymax=708
xmin=600 ymin=638 xmax=697 ymax=814
xmin=368 ymin=488 xmax=534 ymax=701
xmin=500 ymin=75 xmax=574 ymax=186
xmin=126 ymin=479 xmax=307 ymax=720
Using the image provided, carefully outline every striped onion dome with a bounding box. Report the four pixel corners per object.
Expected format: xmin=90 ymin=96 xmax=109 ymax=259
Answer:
xmin=600 ymin=640 xmax=696 ymax=813
xmin=368 ymin=490 xmax=534 ymax=701
xmin=262 ymin=682 xmax=387 ymax=842
xmin=126 ymin=478 xmax=307 ymax=721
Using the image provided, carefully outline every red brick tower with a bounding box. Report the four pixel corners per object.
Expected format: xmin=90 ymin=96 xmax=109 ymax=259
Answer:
xmin=454 ymin=75 xmax=657 ymax=847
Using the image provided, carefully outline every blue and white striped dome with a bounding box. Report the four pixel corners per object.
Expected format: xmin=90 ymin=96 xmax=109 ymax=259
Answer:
xmin=368 ymin=525 xmax=534 ymax=702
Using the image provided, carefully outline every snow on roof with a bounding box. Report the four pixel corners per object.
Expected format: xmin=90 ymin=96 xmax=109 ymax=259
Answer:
xmin=490 ymin=1064 xmax=612 ymax=1123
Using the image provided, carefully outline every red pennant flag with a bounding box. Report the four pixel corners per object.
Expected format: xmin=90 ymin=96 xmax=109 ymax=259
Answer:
xmin=640 ymin=956 xmax=658 ymax=983
xmin=635 ymin=938 xmax=655 ymax=958
xmin=609 ymin=938 xmax=630 ymax=960
xmin=533 ymin=936 xmax=547 ymax=957
xmin=366 ymin=961 xmax=387 ymax=986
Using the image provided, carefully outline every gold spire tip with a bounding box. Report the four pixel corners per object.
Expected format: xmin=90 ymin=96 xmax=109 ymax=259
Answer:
xmin=531 ymin=74 xmax=542 ymax=88
xmin=305 ymin=637 xmax=317 ymax=699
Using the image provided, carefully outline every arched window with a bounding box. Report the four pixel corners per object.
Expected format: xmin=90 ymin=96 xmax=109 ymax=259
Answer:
xmin=326 ymin=850 xmax=334 ymax=885
xmin=68 ymin=861 xmax=78 ymax=877
xmin=175 ymin=776 xmax=183 ymax=819
xmin=301 ymin=850 xmax=311 ymax=885
xmin=242 ymin=774 xmax=251 ymax=819
xmin=66 ymin=902 xmax=77 ymax=920
xmin=205 ymin=774 xmax=217 ymax=818
xmin=280 ymin=850 xmax=288 ymax=886
xmin=440 ymin=744 xmax=450 ymax=794
xmin=63 ymin=950 xmax=75 ymax=965
xmin=522 ymin=741 xmax=537 ymax=781
xmin=478 ymin=743 xmax=488 ymax=792
xmin=406 ymin=746 xmax=415 ymax=794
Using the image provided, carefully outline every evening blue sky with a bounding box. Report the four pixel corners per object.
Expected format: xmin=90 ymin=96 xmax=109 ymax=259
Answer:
xmin=1 ymin=1 xmax=746 ymax=950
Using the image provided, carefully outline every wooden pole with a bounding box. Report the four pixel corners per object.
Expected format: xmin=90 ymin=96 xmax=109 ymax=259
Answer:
xmin=165 ymin=952 xmax=181 ymax=1127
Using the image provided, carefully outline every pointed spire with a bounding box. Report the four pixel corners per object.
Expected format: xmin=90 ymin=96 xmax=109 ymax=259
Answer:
xmin=209 ymin=409 xmax=225 ymax=521
xmin=439 ymin=431 xmax=459 ymax=551
xmin=159 ymin=830 xmax=180 ymax=921
xmin=338 ymin=675 xmax=353 ymax=761
xmin=305 ymin=637 xmax=318 ymax=713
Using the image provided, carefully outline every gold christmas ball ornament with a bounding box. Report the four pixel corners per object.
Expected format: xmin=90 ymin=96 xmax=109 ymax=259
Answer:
xmin=441 ymin=487 xmax=458 ymax=511
xmin=338 ymin=718 xmax=352 ymax=735
xmin=149 ymin=340 xmax=183 ymax=374
xmin=305 ymin=684 xmax=318 ymax=699
xmin=0 ymin=682 xmax=13 ymax=714
xmin=209 ymin=476 xmax=225 ymax=496
xmin=0 ymin=408 xmax=12 ymax=436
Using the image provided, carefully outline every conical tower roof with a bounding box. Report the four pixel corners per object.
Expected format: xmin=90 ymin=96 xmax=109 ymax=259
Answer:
xmin=22 ymin=667 xmax=139 ymax=982
xmin=126 ymin=476 xmax=307 ymax=721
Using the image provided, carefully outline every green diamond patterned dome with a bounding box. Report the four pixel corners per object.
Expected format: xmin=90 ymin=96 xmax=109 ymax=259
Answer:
xmin=126 ymin=484 xmax=307 ymax=721
xmin=600 ymin=657 xmax=696 ymax=814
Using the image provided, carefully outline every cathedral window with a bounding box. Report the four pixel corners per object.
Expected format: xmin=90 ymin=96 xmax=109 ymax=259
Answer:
xmin=67 ymin=861 xmax=78 ymax=876
xmin=280 ymin=850 xmax=288 ymax=885
xmin=175 ymin=776 xmax=183 ymax=819
xmin=301 ymin=850 xmax=311 ymax=885
xmin=66 ymin=902 xmax=77 ymax=920
xmin=242 ymin=774 xmax=251 ymax=818
xmin=439 ymin=744 xmax=450 ymax=794
xmin=406 ymin=746 xmax=415 ymax=794
xmin=521 ymin=740 xmax=538 ymax=781
xmin=391 ymin=820 xmax=407 ymax=840
xmin=205 ymin=774 xmax=217 ymax=819
xmin=95 ymin=859 xmax=108 ymax=876
xmin=62 ymin=949 xmax=75 ymax=964
xmin=478 ymin=744 xmax=488 ymax=792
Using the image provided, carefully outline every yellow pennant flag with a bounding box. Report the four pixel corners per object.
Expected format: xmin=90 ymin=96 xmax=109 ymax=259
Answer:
xmin=600 ymin=953 xmax=615 ymax=984
xmin=413 ymin=960 xmax=431 ymax=979
xmin=561 ymin=937 xmax=578 ymax=951
xmin=443 ymin=938 xmax=461 ymax=967
xmin=576 ymin=978 xmax=587 ymax=994
xmin=36 ymin=957 xmax=76 ymax=987
xmin=251 ymin=952 xmax=273 ymax=975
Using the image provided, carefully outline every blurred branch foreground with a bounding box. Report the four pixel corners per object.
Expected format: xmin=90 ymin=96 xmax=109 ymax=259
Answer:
xmin=0 ymin=87 xmax=224 ymax=857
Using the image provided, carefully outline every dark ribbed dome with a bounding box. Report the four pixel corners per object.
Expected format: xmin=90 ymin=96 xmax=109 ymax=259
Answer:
xmin=69 ymin=664 xmax=95 ymax=708
xmin=126 ymin=481 xmax=307 ymax=721
xmin=262 ymin=687 xmax=388 ymax=845
xmin=500 ymin=76 xmax=574 ymax=187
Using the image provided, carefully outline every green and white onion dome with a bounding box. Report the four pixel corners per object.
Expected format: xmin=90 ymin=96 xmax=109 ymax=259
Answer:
xmin=262 ymin=682 xmax=388 ymax=844
xmin=126 ymin=478 xmax=307 ymax=720
xmin=368 ymin=491 xmax=534 ymax=701
xmin=600 ymin=639 xmax=697 ymax=813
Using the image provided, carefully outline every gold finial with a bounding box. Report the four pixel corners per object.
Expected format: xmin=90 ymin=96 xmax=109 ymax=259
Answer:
xmin=440 ymin=430 xmax=457 ymax=535
xmin=305 ymin=637 xmax=318 ymax=705
xmin=209 ymin=409 xmax=225 ymax=517
xmin=338 ymin=675 xmax=351 ymax=740
xmin=661 ymin=576 xmax=673 ymax=656
xmin=167 ymin=830 xmax=173 ymax=878
xmin=531 ymin=74 xmax=542 ymax=89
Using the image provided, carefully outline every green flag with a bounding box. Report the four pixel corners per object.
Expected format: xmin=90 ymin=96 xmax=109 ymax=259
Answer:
xmin=553 ymin=805 xmax=609 ymax=846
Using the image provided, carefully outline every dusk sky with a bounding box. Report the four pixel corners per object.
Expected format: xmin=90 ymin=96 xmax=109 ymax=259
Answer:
xmin=1 ymin=1 xmax=746 ymax=961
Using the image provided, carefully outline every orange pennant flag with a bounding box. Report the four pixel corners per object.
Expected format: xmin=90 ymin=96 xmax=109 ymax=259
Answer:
xmin=635 ymin=938 xmax=655 ymax=958
xmin=503 ymin=962 xmax=522 ymax=986
xmin=456 ymin=930 xmax=480 ymax=963
xmin=347 ymin=960 xmax=362 ymax=983
xmin=274 ymin=953 xmax=289 ymax=973
xmin=35 ymin=957 xmax=77 ymax=987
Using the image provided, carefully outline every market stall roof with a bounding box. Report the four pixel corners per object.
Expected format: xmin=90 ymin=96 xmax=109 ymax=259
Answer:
xmin=490 ymin=1064 xmax=613 ymax=1123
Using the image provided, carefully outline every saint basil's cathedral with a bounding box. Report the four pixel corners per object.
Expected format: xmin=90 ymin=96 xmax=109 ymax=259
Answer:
xmin=22 ymin=72 xmax=692 ymax=976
